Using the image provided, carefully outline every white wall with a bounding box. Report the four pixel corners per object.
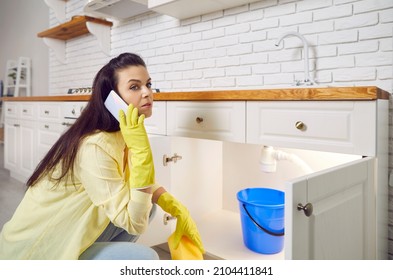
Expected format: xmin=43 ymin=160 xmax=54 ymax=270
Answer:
xmin=48 ymin=0 xmax=393 ymax=95
xmin=43 ymin=0 xmax=393 ymax=259
xmin=0 ymin=0 xmax=49 ymax=97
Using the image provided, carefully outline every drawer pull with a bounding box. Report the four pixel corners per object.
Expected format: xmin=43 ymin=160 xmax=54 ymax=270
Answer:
xmin=295 ymin=121 xmax=305 ymax=131
xmin=196 ymin=117 xmax=204 ymax=124
xmin=23 ymin=109 xmax=27 ymax=113
xmin=13 ymin=124 xmax=20 ymax=127
xmin=44 ymin=125 xmax=49 ymax=129
xmin=44 ymin=110 xmax=50 ymax=114
xmin=62 ymin=122 xmax=73 ymax=127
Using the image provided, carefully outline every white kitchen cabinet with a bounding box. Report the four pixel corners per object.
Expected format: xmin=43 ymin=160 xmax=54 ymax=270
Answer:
xmin=36 ymin=102 xmax=65 ymax=163
xmin=136 ymin=135 xmax=173 ymax=246
xmin=4 ymin=102 xmax=37 ymax=182
xmin=3 ymin=94 xmax=388 ymax=260
xmin=246 ymin=100 xmax=388 ymax=260
xmin=139 ymin=99 xmax=388 ymax=260
xmin=3 ymin=101 xmax=87 ymax=182
xmin=148 ymin=0 xmax=262 ymax=20
xmin=36 ymin=121 xmax=68 ymax=165
xmin=35 ymin=102 xmax=86 ymax=164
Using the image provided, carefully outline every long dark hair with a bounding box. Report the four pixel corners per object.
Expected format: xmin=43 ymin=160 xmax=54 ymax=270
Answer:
xmin=26 ymin=53 xmax=147 ymax=187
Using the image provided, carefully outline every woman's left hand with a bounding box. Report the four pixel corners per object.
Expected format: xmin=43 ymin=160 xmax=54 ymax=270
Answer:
xmin=156 ymin=192 xmax=205 ymax=254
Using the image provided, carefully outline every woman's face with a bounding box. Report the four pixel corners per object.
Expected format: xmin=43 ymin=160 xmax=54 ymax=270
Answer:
xmin=116 ymin=65 xmax=153 ymax=118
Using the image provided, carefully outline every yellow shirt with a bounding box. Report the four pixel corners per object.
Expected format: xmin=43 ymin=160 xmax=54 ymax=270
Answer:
xmin=0 ymin=131 xmax=155 ymax=259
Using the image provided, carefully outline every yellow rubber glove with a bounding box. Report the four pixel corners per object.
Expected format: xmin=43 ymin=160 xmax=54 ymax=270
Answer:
xmin=119 ymin=104 xmax=155 ymax=189
xmin=157 ymin=192 xmax=205 ymax=254
xmin=168 ymin=234 xmax=204 ymax=260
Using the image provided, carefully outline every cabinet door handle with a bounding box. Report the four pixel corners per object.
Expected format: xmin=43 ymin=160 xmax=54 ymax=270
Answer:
xmin=23 ymin=109 xmax=27 ymax=113
xmin=163 ymin=153 xmax=182 ymax=166
xmin=297 ymin=203 xmax=313 ymax=217
xmin=163 ymin=213 xmax=176 ymax=225
xmin=44 ymin=125 xmax=49 ymax=129
xmin=44 ymin=110 xmax=50 ymax=114
xmin=295 ymin=121 xmax=306 ymax=131
xmin=13 ymin=124 xmax=20 ymax=127
xmin=196 ymin=117 xmax=204 ymax=124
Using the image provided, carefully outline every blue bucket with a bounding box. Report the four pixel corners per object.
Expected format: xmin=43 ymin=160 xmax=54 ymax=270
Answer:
xmin=237 ymin=188 xmax=285 ymax=254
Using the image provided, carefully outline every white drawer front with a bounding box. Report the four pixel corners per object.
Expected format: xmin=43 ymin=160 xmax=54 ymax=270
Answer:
xmin=247 ymin=101 xmax=376 ymax=156
xmin=62 ymin=102 xmax=88 ymax=119
xmin=4 ymin=102 xmax=18 ymax=118
xmin=167 ymin=101 xmax=246 ymax=142
xmin=19 ymin=103 xmax=36 ymax=119
xmin=145 ymin=101 xmax=166 ymax=135
xmin=37 ymin=121 xmax=70 ymax=136
xmin=38 ymin=102 xmax=62 ymax=121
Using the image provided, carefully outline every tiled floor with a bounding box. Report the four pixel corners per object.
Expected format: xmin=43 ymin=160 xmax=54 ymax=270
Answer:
xmin=0 ymin=143 xmax=217 ymax=260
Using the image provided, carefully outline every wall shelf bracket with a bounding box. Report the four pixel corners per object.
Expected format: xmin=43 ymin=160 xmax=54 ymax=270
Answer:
xmin=44 ymin=0 xmax=67 ymax=22
xmin=86 ymin=21 xmax=111 ymax=56
xmin=43 ymin=38 xmax=66 ymax=64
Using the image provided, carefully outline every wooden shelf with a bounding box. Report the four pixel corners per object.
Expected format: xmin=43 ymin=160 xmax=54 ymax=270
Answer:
xmin=37 ymin=15 xmax=112 ymax=40
xmin=37 ymin=15 xmax=113 ymax=63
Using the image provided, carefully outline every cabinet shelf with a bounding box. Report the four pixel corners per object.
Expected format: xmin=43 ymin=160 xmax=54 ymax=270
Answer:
xmin=37 ymin=16 xmax=113 ymax=63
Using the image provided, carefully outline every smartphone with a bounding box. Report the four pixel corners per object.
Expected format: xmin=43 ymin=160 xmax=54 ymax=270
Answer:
xmin=104 ymin=90 xmax=128 ymax=122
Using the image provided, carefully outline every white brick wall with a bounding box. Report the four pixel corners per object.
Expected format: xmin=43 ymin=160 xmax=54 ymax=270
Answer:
xmin=48 ymin=0 xmax=393 ymax=258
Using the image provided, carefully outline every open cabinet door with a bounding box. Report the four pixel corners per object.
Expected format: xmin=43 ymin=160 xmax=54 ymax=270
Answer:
xmin=136 ymin=135 xmax=173 ymax=246
xmin=285 ymin=157 xmax=375 ymax=260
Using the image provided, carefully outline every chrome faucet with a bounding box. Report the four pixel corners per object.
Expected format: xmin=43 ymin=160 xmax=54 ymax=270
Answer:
xmin=275 ymin=31 xmax=315 ymax=86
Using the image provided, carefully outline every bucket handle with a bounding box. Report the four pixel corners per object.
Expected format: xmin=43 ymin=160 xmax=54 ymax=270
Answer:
xmin=242 ymin=204 xmax=284 ymax=237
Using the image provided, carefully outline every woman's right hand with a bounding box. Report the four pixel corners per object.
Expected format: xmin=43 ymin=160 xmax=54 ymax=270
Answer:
xmin=119 ymin=104 xmax=155 ymax=189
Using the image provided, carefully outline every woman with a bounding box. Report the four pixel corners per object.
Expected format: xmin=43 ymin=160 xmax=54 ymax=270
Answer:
xmin=0 ymin=53 xmax=204 ymax=260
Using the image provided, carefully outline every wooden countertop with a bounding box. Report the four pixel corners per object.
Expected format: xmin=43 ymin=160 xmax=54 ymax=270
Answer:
xmin=1 ymin=86 xmax=389 ymax=102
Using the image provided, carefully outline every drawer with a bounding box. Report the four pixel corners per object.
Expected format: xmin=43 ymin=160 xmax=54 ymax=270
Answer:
xmin=167 ymin=101 xmax=246 ymax=142
xmin=4 ymin=102 xmax=18 ymax=118
xmin=5 ymin=102 xmax=36 ymax=119
xmin=246 ymin=101 xmax=376 ymax=156
xmin=145 ymin=101 xmax=166 ymax=135
xmin=19 ymin=103 xmax=36 ymax=119
xmin=62 ymin=102 xmax=88 ymax=119
xmin=37 ymin=121 xmax=71 ymax=135
xmin=38 ymin=102 xmax=62 ymax=121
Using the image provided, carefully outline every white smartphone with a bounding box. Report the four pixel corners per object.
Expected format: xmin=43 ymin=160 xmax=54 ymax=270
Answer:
xmin=104 ymin=90 xmax=128 ymax=122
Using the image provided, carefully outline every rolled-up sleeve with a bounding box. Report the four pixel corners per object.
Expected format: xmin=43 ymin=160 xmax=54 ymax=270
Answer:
xmin=76 ymin=139 xmax=152 ymax=235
